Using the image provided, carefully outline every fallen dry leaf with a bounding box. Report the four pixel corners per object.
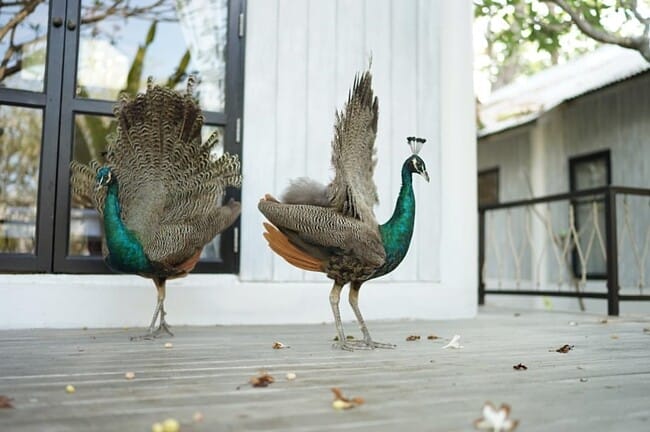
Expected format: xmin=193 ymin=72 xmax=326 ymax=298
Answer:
xmin=644 ymin=327 xmax=650 ymax=334
xmin=474 ymin=401 xmax=519 ymax=431
xmin=0 ymin=396 xmax=14 ymax=408
xmin=610 ymin=335 xmax=619 ymax=340
xmin=250 ymin=372 xmax=275 ymax=388
xmin=599 ymin=319 xmax=608 ymax=324
xmin=405 ymin=335 xmax=421 ymax=341
xmin=554 ymin=344 xmax=574 ymax=353
xmin=272 ymin=341 xmax=289 ymax=349
xmin=512 ymin=363 xmax=528 ymax=371
xmin=427 ymin=335 xmax=440 ymax=340
xmin=333 ymin=335 xmax=355 ymax=341
xmin=331 ymin=387 xmax=364 ymax=410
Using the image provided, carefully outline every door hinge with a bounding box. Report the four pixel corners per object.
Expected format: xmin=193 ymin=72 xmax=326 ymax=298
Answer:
xmin=233 ymin=227 xmax=239 ymax=254
xmin=238 ymin=12 xmax=245 ymax=38
xmin=236 ymin=117 xmax=242 ymax=143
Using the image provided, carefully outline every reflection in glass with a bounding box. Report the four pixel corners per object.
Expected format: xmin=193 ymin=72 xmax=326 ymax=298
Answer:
xmin=0 ymin=105 xmax=42 ymax=254
xmin=68 ymin=114 xmax=116 ymax=256
xmin=572 ymin=156 xmax=609 ymax=275
xmin=77 ymin=0 xmax=227 ymax=112
xmin=200 ymin=125 xmax=225 ymax=262
xmin=0 ymin=0 xmax=49 ymax=92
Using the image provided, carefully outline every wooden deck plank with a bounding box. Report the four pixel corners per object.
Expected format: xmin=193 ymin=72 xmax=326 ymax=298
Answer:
xmin=1 ymin=307 xmax=649 ymax=431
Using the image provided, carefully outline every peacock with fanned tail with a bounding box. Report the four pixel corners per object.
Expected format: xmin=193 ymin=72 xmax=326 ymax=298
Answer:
xmin=258 ymin=70 xmax=429 ymax=351
xmin=70 ymin=77 xmax=242 ymax=339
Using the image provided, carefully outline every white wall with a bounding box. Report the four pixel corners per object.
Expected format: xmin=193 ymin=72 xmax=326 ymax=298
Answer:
xmin=0 ymin=0 xmax=477 ymax=329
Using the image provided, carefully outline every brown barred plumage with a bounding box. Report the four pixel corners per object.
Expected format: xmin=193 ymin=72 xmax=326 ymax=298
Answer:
xmin=70 ymin=77 xmax=242 ymax=339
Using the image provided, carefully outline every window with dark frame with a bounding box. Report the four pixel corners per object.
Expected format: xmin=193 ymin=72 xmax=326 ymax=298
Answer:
xmin=478 ymin=168 xmax=500 ymax=207
xmin=0 ymin=0 xmax=246 ymax=274
xmin=569 ymin=150 xmax=611 ymax=279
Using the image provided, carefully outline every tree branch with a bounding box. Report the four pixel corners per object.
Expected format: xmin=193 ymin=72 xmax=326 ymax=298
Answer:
xmin=0 ymin=0 xmax=42 ymax=42
xmin=80 ymin=0 xmax=174 ymax=25
xmin=542 ymin=0 xmax=650 ymax=61
xmin=627 ymin=0 xmax=650 ymax=26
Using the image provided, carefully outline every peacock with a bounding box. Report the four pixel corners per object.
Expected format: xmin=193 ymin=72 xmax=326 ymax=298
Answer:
xmin=70 ymin=77 xmax=242 ymax=339
xmin=258 ymin=70 xmax=429 ymax=351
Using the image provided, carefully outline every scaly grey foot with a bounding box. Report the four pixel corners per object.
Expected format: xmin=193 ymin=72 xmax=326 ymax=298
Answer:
xmin=348 ymin=339 xmax=396 ymax=349
xmin=129 ymin=322 xmax=173 ymax=341
xmin=152 ymin=320 xmax=174 ymax=338
xmin=332 ymin=341 xmax=361 ymax=351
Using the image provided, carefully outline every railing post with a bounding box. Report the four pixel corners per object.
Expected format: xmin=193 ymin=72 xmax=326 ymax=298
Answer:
xmin=478 ymin=209 xmax=486 ymax=305
xmin=604 ymin=187 xmax=619 ymax=316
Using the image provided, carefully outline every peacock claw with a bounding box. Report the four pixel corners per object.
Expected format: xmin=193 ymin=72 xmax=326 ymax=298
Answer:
xmin=332 ymin=341 xmax=357 ymax=351
xmin=152 ymin=320 xmax=174 ymax=338
xmin=129 ymin=322 xmax=173 ymax=341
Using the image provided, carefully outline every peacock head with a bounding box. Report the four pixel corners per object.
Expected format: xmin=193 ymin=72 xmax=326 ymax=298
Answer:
xmin=95 ymin=166 xmax=115 ymax=190
xmin=405 ymin=137 xmax=430 ymax=182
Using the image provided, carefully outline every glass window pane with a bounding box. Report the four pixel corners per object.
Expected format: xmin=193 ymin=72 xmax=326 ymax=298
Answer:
xmin=478 ymin=169 xmax=499 ymax=206
xmin=68 ymin=114 xmax=116 ymax=257
xmin=0 ymin=1 xmax=49 ymax=92
xmin=77 ymin=0 xmax=227 ymax=111
xmin=0 ymin=105 xmax=42 ymax=254
xmin=574 ymin=158 xmax=608 ymax=190
xmin=571 ymin=154 xmax=609 ymax=276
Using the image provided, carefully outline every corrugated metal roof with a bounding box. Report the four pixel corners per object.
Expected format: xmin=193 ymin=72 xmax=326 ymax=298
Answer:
xmin=478 ymin=45 xmax=650 ymax=137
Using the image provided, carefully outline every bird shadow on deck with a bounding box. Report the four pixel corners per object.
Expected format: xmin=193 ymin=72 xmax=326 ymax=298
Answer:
xmin=1 ymin=307 xmax=649 ymax=432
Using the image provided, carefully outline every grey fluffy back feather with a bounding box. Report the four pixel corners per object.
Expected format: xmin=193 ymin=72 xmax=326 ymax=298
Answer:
xmin=281 ymin=177 xmax=331 ymax=207
xmin=70 ymin=77 xmax=242 ymax=265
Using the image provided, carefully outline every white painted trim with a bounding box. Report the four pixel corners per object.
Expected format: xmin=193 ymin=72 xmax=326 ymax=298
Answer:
xmin=0 ymin=274 xmax=469 ymax=329
xmin=438 ymin=0 xmax=478 ymax=315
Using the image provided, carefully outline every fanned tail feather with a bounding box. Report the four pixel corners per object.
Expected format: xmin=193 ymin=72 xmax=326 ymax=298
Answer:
xmin=262 ymin=223 xmax=323 ymax=272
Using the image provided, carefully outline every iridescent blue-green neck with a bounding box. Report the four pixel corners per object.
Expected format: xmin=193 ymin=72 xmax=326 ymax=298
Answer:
xmin=103 ymin=180 xmax=153 ymax=273
xmin=375 ymin=162 xmax=416 ymax=278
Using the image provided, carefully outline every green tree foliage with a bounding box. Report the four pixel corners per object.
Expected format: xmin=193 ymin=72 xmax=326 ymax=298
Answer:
xmin=475 ymin=0 xmax=650 ymax=90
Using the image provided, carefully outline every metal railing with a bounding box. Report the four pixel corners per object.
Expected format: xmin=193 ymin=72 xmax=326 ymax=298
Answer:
xmin=478 ymin=186 xmax=650 ymax=315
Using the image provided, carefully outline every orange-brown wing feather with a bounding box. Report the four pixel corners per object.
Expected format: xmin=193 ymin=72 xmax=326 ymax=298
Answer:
xmin=262 ymin=223 xmax=323 ymax=272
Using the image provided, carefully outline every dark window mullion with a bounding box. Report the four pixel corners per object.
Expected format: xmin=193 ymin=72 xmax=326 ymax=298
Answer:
xmin=52 ymin=0 xmax=86 ymax=273
xmin=0 ymin=89 xmax=47 ymax=107
xmin=33 ymin=0 xmax=69 ymax=271
xmin=197 ymin=0 xmax=246 ymax=274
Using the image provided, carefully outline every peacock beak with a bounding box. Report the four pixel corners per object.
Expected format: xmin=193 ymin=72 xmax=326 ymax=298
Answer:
xmin=420 ymin=169 xmax=430 ymax=182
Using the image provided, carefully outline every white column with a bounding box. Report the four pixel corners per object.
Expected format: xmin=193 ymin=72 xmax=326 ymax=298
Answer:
xmin=439 ymin=0 xmax=478 ymax=314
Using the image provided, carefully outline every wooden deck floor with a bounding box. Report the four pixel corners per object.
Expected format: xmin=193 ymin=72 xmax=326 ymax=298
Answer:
xmin=0 ymin=307 xmax=649 ymax=432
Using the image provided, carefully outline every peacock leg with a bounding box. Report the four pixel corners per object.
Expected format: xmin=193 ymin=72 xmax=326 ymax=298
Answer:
xmin=348 ymin=282 xmax=395 ymax=349
xmin=329 ymin=282 xmax=355 ymax=351
xmin=151 ymin=278 xmax=173 ymax=337
xmin=130 ymin=278 xmax=173 ymax=340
